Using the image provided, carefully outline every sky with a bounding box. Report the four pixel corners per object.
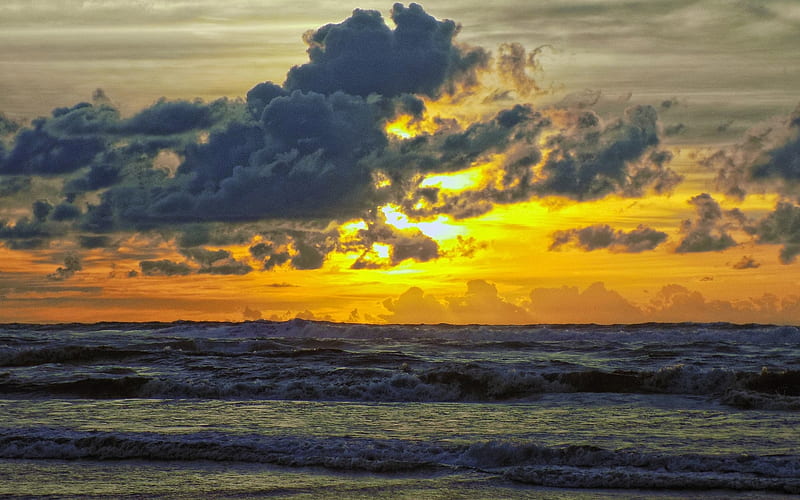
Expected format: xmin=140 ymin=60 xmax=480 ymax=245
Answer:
xmin=0 ymin=0 xmax=799 ymax=324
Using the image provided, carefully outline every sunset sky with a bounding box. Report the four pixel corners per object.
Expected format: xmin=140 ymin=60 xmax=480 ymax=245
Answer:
xmin=1 ymin=0 xmax=799 ymax=324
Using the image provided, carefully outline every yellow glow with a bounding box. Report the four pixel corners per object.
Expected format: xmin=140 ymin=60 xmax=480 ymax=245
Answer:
xmin=339 ymin=219 xmax=368 ymax=239
xmin=373 ymin=171 xmax=392 ymax=189
xmin=380 ymin=204 xmax=413 ymax=229
xmin=386 ymin=118 xmax=415 ymax=139
xmin=384 ymin=114 xmax=441 ymax=140
xmin=379 ymin=204 xmax=463 ymax=240
xmin=420 ymin=165 xmax=486 ymax=191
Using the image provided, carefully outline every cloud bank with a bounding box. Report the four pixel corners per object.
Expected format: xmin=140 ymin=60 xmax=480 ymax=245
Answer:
xmin=0 ymin=3 xmax=687 ymax=276
xmin=381 ymin=280 xmax=800 ymax=325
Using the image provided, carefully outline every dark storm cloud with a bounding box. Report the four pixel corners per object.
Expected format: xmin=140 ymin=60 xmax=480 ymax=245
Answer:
xmin=0 ymin=216 xmax=42 ymax=240
xmin=0 ymin=122 xmax=106 ymax=175
xmin=246 ymin=82 xmax=288 ymax=118
xmin=105 ymin=90 xmax=389 ymax=228
xmin=675 ymin=193 xmax=739 ymax=253
xmin=120 ymin=99 xmax=214 ymax=136
xmin=180 ymin=247 xmax=254 ymax=275
xmin=50 ymin=203 xmax=81 ymax=221
xmin=180 ymin=247 xmax=231 ymax=267
xmin=0 ymin=94 xmax=239 ymax=180
xmin=535 ymin=105 xmax=680 ymax=200
xmin=249 ymin=242 xmax=273 ymax=260
xmin=398 ymin=104 xmax=680 ymax=221
xmin=550 ymin=224 xmax=667 ymax=253
xmin=284 ymin=3 xmax=489 ymax=98
xmin=32 ymin=200 xmax=53 ymax=222
xmin=0 ymin=4 xmax=685 ymax=274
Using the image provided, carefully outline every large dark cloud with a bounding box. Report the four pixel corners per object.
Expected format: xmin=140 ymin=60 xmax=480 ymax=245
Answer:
xmin=550 ymin=224 xmax=667 ymax=253
xmin=535 ymin=105 xmax=679 ymax=200
xmin=0 ymin=4 xmax=683 ymax=274
xmin=284 ymin=3 xmax=488 ymax=98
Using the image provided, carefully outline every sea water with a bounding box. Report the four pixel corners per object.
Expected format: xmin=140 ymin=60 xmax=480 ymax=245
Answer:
xmin=0 ymin=320 xmax=798 ymax=498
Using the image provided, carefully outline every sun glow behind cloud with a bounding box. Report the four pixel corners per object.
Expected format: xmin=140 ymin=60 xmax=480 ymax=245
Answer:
xmin=1 ymin=2 xmax=799 ymax=324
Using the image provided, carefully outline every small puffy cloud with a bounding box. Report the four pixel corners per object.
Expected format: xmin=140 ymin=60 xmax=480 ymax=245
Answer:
xmin=675 ymin=193 xmax=739 ymax=253
xmin=732 ymin=255 xmax=760 ymax=269
xmin=180 ymin=246 xmax=253 ymax=275
xmin=139 ymin=259 xmax=192 ymax=277
xmin=47 ymin=254 xmax=82 ymax=281
xmin=550 ymin=224 xmax=667 ymax=253
xmin=180 ymin=247 xmax=231 ymax=267
xmin=664 ymin=123 xmax=686 ymax=136
xmin=349 ymin=219 xmax=439 ymax=269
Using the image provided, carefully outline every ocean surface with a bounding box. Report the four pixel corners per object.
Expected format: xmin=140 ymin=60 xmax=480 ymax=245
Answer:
xmin=0 ymin=320 xmax=798 ymax=498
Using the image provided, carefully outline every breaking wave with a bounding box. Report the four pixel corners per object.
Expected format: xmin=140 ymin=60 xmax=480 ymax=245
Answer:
xmin=0 ymin=428 xmax=797 ymax=493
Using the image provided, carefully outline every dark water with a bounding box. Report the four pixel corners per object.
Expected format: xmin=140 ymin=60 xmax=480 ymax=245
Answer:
xmin=1 ymin=320 xmax=798 ymax=497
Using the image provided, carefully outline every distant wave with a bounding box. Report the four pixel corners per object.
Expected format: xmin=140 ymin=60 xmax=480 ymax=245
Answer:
xmin=0 ymin=428 xmax=797 ymax=493
xmin=2 ymin=319 xmax=799 ymax=341
xmin=1 ymin=321 xmax=798 ymax=409
xmin=1 ymin=363 xmax=798 ymax=409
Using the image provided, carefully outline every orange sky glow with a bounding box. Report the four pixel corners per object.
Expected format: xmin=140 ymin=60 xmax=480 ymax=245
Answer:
xmin=1 ymin=1 xmax=799 ymax=324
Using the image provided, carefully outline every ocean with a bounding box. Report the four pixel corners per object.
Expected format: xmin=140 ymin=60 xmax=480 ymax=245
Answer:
xmin=0 ymin=320 xmax=798 ymax=498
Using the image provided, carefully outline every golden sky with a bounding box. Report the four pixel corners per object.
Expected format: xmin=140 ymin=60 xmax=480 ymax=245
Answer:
xmin=1 ymin=1 xmax=799 ymax=324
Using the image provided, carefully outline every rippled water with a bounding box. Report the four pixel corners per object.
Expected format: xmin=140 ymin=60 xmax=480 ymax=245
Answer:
xmin=1 ymin=320 xmax=798 ymax=497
